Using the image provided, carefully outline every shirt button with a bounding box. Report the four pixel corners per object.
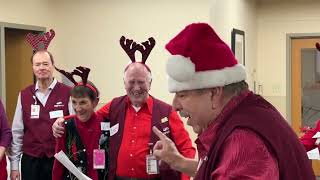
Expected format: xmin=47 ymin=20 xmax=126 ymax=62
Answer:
xmin=131 ymin=168 xmax=135 ymax=171
xmin=133 ymin=127 xmax=137 ymax=130
xmin=135 ymin=113 xmax=138 ymax=116
xmin=130 ymin=153 xmax=133 ymax=157
xmin=131 ymin=140 xmax=135 ymax=143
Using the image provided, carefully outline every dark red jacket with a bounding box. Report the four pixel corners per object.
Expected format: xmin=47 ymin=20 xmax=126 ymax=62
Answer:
xmin=195 ymin=91 xmax=315 ymax=180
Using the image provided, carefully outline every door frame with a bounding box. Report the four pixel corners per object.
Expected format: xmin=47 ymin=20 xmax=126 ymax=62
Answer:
xmin=286 ymin=33 xmax=320 ymax=126
xmin=0 ymin=22 xmax=45 ymax=109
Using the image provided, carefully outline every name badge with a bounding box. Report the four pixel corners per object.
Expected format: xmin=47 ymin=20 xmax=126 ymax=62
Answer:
xmin=146 ymin=154 xmax=159 ymax=174
xmin=110 ymin=123 xmax=119 ymax=136
xmin=100 ymin=122 xmax=110 ymax=131
xmin=49 ymin=110 xmax=64 ymax=119
xmin=93 ymin=149 xmax=105 ymax=169
xmin=31 ymin=105 xmax=40 ymax=119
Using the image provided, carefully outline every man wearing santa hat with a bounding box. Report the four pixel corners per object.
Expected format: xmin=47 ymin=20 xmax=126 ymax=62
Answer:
xmin=152 ymin=23 xmax=315 ymax=180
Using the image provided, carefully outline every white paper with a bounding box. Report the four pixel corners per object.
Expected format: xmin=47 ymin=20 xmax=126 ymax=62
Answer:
xmin=54 ymin=151 xmax=92 ymax=180
xmin=312 ymin=132 xmax=320 ymax=138
xmin=307 ymin=148 xmax=320 ymax=160
xmin=110 ymin=123 xmax=119 ymax=136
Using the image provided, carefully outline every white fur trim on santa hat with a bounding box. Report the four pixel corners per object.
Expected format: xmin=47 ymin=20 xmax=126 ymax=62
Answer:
xmin=166 ymin=55 xmax=247 ymax=93
xmin=166 ymin=55 xmax=195 ymax=82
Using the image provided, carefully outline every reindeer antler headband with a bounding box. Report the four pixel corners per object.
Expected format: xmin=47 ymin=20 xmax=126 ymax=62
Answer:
xmin=55 ymin=66 xmax=98 ymax=97
xmin=120 ymin=36 xmax=156 ymax=72
xmin=26 ymin=29 xmax=55 ymax=51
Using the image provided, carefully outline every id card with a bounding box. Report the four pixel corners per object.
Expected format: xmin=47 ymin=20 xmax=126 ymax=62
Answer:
xmin=49 ymin=110 xmax=64 ymax=119
xmin=31 ymin=105 xmax=40 ymax=119
xmin=146 ymin=154 xmax=159 ymax=174
xmin=93 ymin=149 xmax=105 ymax=169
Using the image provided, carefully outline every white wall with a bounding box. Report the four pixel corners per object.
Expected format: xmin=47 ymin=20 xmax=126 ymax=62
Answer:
xmin=210 ymin=0 xmax=257 ymax=93
xmin=49 ymin=0 xmax=210 ymax=104
xmin=257 ymin=0 xmax=320 ymax=118
xmin=0 ymin=0 xmax=210 ymax=144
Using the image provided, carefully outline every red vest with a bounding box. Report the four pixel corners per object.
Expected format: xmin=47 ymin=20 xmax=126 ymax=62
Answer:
xmin=108 ymin=95 xmax=181 ymax=180
xmin=21 ymin=82 xmax=71 ymax=158
xmin=0 ymin=156 xmax=7 ymax=180
xmin=195 ymin=91 xmax=315 ymax=180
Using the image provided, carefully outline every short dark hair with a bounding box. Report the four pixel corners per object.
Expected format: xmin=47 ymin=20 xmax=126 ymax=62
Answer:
xmin=30 ymin=50 xmax=54 ymax=64
xmin=70 ymin=81 xmax=100 ymax=102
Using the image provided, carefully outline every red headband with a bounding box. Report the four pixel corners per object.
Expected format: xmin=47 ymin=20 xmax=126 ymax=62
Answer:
xmin=76 ymin=82 xmax=98 ymax=97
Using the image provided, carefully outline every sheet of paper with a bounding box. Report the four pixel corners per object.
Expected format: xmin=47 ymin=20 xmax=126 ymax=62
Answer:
xmin=312 ymin=132 xmax=320 ymax=138
xmin=54 ymin=150 xmax=92 ymax=180
xmin=307 ymin=148 xmax=320 ymax=160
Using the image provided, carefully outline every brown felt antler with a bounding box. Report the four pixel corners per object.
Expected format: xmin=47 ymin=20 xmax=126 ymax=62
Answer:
xmin=26 ymin=29 xmax=55 ymax=51
xmin=55 ymin=66 xmax=91 ymax=85
xmin=120 ymin=36 xmax=141 ymax=63
xmin=139 ymin=37 xmax=156 ymax=64
xmin=120 ymin=36 xmax=156 ymax=64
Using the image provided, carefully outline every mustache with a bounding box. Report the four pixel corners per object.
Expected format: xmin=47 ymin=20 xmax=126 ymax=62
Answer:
xmin=178 ymin=111 xmax=189 ymax=118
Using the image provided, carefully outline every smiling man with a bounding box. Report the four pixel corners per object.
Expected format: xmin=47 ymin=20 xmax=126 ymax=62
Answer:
xmin=8 ymin=31 xmax=73 ymax=180
xmin=152 ymin=23 xmax=315 ymax=180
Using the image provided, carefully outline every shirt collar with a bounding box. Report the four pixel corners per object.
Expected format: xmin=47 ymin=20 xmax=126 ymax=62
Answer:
xmin=35 ymin=78 xmax=57 ymax=91
xmin=126 ymin=95 xmax=153 ymax=113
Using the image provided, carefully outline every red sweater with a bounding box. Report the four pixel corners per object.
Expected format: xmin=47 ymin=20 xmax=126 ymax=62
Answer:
xmin=52 ymin=113 xmax=103 ymax=180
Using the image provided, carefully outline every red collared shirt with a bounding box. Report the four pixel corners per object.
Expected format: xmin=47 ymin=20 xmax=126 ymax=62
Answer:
xmin=97 ymin=96 xmax=195 ymax=179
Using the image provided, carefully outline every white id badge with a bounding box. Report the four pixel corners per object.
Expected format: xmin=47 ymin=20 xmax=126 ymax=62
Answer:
xmin=100 ymin=122 xmax=110 ymax=131
xmin=110 ymin=123 xmax=119 ymax=136
xmin=31 ymin=105 xmax=40 ymax=119
xmin=146 ymin=154 xmax=159 ymax=174
xmin=49 ymin=110 xmax=64 ymax=119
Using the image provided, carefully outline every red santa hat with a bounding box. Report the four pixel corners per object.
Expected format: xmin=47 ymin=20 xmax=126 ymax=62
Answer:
xmin=165 ymin=23 xmax=246 ymax=93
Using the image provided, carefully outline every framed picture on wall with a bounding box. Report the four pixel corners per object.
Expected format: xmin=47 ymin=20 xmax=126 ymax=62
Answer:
xmin=231 ymin=28 xmax=245 ymax=65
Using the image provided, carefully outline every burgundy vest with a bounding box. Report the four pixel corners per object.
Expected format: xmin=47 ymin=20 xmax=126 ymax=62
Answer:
xmin=107 ymin=95 xmax=181 ymax=180
xmin=21 ymin=82 xmax=71 ymax=158
xmin=195 ymin=92 xmax=315 ymax=180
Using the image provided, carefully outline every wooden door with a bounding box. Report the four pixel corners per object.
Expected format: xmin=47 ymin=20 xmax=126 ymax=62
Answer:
xmin=5 ymin=28 xmax=36 ymax=125
xmin=291 ymin=38 xmax=320 ymax=175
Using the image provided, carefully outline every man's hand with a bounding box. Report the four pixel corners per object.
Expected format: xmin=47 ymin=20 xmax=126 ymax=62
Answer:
xmin=10 ymin=170 xmax=20 ymax=180
xmin=152 ymin=126 xmax=198 ymax=177
xmin=152 ymin=126 xmax=183 ymax=169
xmin=52 ymin=117 xmax=65 ymax=138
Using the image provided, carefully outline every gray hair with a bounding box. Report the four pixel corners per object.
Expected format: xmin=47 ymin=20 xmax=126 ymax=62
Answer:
xmin=193 ymin=80 xmax=248 ymax=97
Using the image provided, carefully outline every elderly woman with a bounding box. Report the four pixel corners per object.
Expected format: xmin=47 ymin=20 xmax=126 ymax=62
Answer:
xmin=0 ymin=99 xmax=12 ymax=180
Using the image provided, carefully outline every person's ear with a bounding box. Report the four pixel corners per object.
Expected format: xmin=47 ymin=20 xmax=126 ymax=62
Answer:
xmin=210 ymin=87 xmax=223 ymax=109
xmin=93 ymin=98 xmax=99 ymax=108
